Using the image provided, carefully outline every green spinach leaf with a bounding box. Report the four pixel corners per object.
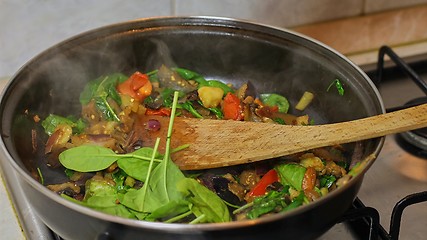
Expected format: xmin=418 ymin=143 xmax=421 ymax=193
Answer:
xmin=140 ymin=158 xmax=186 ymax=211
xmin=177 ymin=178 xmax=231 ymax=223
xmin=41 ymin=114 xmax=86 ymax=136
xmin=121 ymin=92 xmax=186 ymax=213
xmin=146 ymin=199 xmax=190 ymax=222
xmin=59 ymin=145 xmax=162 ymax=172
xmin=275 ymin=163 xmax=306 ymax=191
xmin=93 ymin=204 xmax=136 ymax=219
xmin=80 ymin=73 xmax=127 ymax=105
xmin=117 ymin=147 xmax=162 ymax=182
xmin=79 ymin=73 xmax=127 ymax=121
xmin=59 ymin=145 xmax=119 ymax=172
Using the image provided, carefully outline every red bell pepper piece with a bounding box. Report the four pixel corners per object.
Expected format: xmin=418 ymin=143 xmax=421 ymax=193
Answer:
xmin=247 ymin=169 xmax=279 ymax=197
xmin=223 ymin=92 xmax=243 ymax=120
xmin=117 ymin=71 xmax=152 ymax=102
xmin=145 ymin=107 xmax=171 ymax=117
xmin=302 ymin=167 xmax=317 ymax=192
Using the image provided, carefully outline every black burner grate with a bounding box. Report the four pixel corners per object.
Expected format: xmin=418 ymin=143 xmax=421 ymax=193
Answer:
xmin=336 ymin=45 xmax=427 ymax=240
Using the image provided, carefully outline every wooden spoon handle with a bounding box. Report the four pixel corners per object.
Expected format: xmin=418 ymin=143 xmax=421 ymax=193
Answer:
xmin=172 ymin=103 xmax=427 ymax=170
xmin=310 ymin=102 xmax=427 ymax=145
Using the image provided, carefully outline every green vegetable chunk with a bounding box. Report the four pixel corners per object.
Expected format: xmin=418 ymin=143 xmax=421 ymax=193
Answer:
xmin=259 ymin=93 xmax=290 ymax=113
xmin=173 ymin=67 xmax=202 ymax=81
xmin=199 ymin=80 xmax=233 ymax=95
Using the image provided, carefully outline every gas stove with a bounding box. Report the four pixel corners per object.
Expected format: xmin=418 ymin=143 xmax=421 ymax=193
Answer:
xmin=320 ymin=46 xmax=427 ymax=240
xmin=0 ymin=46 xmax=426 ymax=240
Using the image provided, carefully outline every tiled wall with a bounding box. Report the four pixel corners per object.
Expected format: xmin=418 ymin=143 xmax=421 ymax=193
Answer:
xmin=174 ymin=0 xmax=364 ymax=28
xmin=364 ymin=0 xmax=427 ymax=13
xmin=1 ymin=0 xmax=426 ymax=77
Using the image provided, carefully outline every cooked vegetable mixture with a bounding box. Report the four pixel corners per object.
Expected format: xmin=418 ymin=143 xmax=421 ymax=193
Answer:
xmin=39 ymin=65 xmax=351 ymax=223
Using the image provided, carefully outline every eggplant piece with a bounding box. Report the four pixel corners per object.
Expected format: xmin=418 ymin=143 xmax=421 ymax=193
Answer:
xmin=157 ymin=65 xmax=196 ymax=93
xmin=144 ymin=91 xmax=163 ymax=110
xmin=198 ymin=173 xmax=244 ymax=206
xmin=213 ymin=177 xmax=244 ymax=206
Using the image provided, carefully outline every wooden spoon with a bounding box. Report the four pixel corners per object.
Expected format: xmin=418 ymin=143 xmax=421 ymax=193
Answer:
xmin=140 ymin=103 xmax=427 ymax=170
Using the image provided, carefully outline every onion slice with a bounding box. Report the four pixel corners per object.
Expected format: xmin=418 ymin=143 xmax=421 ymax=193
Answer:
xmin=146 ymin=119 xmax=161 ymax=131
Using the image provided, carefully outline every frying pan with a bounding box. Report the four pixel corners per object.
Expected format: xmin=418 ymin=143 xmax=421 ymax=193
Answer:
xmin=0 ymin=16 xmax=384 ymax=240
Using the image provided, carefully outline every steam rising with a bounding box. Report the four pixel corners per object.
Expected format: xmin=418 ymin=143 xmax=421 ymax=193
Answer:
xmin=9 ymin=19 xmax=365 ymax=130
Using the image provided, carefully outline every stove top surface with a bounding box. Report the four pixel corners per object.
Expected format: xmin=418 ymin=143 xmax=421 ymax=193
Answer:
xmin=321 ymin=55 xmax=427 ymax=239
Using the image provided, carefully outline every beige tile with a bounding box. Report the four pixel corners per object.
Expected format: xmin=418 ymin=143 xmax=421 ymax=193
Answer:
xmin=364 ymin=0 xmax=427 ymax=13
xmin=0 ymin=0 xmax=173 ymax=77
xmin=292 ymin=5 xmax=427 ymax=55
xmin=174 ymin=0 xmax=364 ymax=28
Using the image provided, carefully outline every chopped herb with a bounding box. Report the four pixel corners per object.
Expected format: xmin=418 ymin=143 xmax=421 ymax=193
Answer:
xmin=79 ymin=74 xmax=127 ymax=121
xmin=319 ymin=175 xmax=336 ymax=188
xmin=178 ymin=101 xmax=203 ymax=118
xmin=208 ymin=107 xmax=224 ymax=119
xmin=64 ymin=169 xmax=75 ymax=178
xmin=273 ymin=117 xmax=286 ymax=125
xmin=37 ymin=167 xmax=44 ymax=185
xmin=327 ymin=79 xmax=345 ymax=96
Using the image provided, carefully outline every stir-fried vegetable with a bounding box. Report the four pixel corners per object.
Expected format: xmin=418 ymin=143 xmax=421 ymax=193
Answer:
xmin=223 ymin=92 xmax=243 ymax=120
xmin=259 ymin=93 xmax=290 ymax=113
xmin=247 ymin=169 xmax=278 ymax=198
xmin=295 ymin=91 xmax=314 ymax=111
xmin=79 ymin=73 xmax=127 ymax=121
xmin=39 ymin=64 xmax=351 ymax=223
xmin=117 ymin=71 xmax=152 ymax=102
xmin=42 ymin=114 xmax=86 ymax=136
